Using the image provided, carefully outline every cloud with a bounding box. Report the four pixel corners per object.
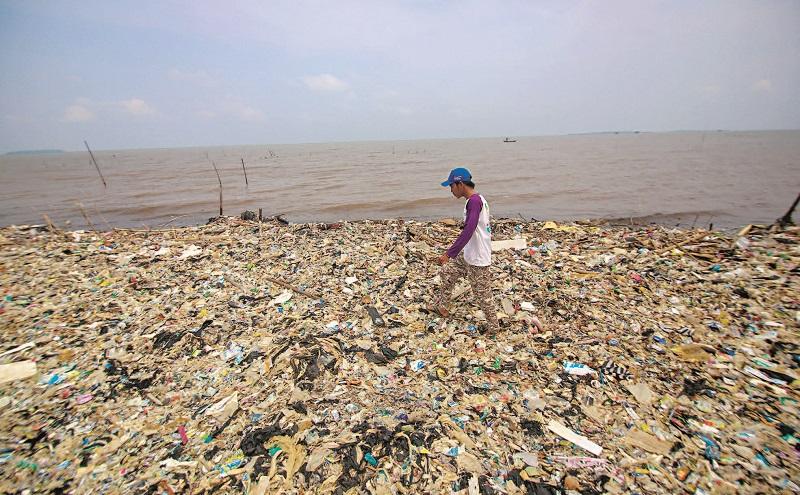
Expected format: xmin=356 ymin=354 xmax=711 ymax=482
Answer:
xmin=63 ymin=104 xmax=95 ymax=122
xmin=193 ymin=98 xmax=264 ymax=121
xmin=220 ymin=99 xmax=265 ymax=121
xmin=62 ymin=97 xmax=155 ymax=122
xmin=302 ymin=74 xmax=349 ymax=92
xmin=752 ymin=79 xmax=772 ymax=92
xmin=120 ymin=98 xmax=156 ymax=116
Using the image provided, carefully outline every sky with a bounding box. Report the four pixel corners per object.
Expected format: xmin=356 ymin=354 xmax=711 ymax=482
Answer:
xmin=0 ymin=0 xmax=798 ymax=152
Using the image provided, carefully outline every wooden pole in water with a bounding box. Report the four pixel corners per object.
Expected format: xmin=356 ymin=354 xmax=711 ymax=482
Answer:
xmin=42 ymin=214 xmax=60 ymax=234
xmin=84 ymin=140 xmax=107 ymax=187
xmin=241 ymin=158 xmax=249 ymax=186
xmin=93 ymin=203 xmax=113 ymax=231
xmin=777 ymin=191 xmax=800 ymax=228
xmin=76 ymin=202 xmax=96 ymax=231
xmin=211 ymin=161 xmax=223 ymax=216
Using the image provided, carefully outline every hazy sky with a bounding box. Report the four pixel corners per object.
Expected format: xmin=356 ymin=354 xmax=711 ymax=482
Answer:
xmin=1 ymin=0 xmax=798 ymax=151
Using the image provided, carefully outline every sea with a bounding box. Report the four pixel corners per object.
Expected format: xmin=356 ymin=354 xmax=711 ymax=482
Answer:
xmin=1 ymin=130 xmax=798 ymax=230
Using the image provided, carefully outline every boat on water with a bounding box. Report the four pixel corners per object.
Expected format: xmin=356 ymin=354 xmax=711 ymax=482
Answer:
xmin=503 ymin=137 xmax=516 ymax=143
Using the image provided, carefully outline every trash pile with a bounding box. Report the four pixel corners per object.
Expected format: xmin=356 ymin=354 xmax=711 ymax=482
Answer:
xmin=0 ymin=217 xmax=797 ymax=494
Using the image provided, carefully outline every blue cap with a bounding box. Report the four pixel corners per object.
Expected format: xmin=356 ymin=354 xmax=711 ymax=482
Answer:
xmin=441 ymin=167 xmax=472 ymax=187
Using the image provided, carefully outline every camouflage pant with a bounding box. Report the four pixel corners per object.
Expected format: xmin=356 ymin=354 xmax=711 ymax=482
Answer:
xmin=433 ymin=254 xmax=500 ymax=333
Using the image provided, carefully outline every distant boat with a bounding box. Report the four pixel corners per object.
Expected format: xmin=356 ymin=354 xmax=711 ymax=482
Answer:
xmin=503 ymin=137 xmax=516 ymax=143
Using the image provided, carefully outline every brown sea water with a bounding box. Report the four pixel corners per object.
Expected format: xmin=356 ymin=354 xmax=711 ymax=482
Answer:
xmin=1 ymin=131 xmax=798 ymax=229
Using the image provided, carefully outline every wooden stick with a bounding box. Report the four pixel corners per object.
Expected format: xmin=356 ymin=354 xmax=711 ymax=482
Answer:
xmin=656 ymin=231 xmax=710 ymax=255
xmin=113 ymin=226 xmax=185 ymax=233
xmin=262 ymin=274 xmax=320 ymax=299
xmin=42 ymin=214 xmax=61 ymax=234
xmin=157 ymin=214 xmax=191 ymax=228
xmin=76 ymin=202 xmax=96 ymax=231
xmin=93 ymin=204 xmax=113 ymax=231
xmin=84 ymin=140 xmax=107 ymax=187
xmin=241 ymin=158 xmax=249 ymax=186
xmin=776 ymin=191 xmax=800 ymax=228
xmin=211 ymin=161 xmax=223 ymax=216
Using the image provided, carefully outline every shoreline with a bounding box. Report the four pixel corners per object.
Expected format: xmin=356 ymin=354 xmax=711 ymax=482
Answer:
xmin=1 ymin=217 xmax=797 ymax=493
xmin=6 ymin=210 xmax=766 ymax=235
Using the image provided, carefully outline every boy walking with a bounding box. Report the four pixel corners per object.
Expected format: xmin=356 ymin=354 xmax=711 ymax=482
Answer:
xmin=431 ymin=167 xmax=500 ymax=335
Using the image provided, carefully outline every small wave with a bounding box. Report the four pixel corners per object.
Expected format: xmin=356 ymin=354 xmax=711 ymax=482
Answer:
xmin=381 ymin=197 xmax=453 ymax=211
xmin=102 ymin=199 xmax=216 ymax=216
xmin=317 ymin=201 xmax=389 ymax=214
xmin=497 ymin=189 xmax=592 ymax=202
xmin=301 ymin=183 xmax=346 ymax=193
xmin=317 ymin=196 xmax=453 ymax=215
xmin=601 ymin=210 xmax=728 ymax=226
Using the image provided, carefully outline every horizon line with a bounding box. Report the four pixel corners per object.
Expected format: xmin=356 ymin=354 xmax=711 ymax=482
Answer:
xmin=4 ymin=127 xmax=799 ymax=155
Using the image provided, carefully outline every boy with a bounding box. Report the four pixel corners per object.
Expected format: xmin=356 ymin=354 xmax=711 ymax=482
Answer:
xmin=431 ymin=167 xmax=500 ymax=335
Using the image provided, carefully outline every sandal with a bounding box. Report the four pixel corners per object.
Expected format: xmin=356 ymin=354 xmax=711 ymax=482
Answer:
xmin=424 ymin=305 xmax=450 ymax=318
xmin=479 ymin=324 xmax=500 ymax=336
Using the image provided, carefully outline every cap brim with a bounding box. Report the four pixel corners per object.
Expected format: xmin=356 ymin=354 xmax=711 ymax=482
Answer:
xmin=440 ymin=180 xmax=452 ymax=187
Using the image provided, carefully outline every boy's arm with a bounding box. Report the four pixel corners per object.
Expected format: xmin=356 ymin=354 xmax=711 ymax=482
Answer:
xmin=444 ymin=195 xmax=482 ymax=260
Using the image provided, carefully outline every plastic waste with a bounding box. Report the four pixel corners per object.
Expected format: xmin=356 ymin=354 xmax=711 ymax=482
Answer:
xmin=546 ymin=420 xmax=603 ymax=456
xmin=0 ymin=361 xmax=37 ymax=384
xmin=563 ymin=361 xmax=597 ymax=376
xmin=206 ymin=393 xmax=239 ymax=423
xmin=366 ymin=306 xmax=385 ymax=326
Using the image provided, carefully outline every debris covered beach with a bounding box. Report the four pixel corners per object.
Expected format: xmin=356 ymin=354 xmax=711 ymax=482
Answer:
xmin=0 ymin=217 xmax=798 ymax=494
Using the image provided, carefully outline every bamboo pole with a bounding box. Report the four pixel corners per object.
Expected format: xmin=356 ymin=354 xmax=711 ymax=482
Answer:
xmin=93 ymin=204 xmax=113 ymax=231
xmin=42 ymin=214 xmax=61 ymax=234
xmin=76 ymin=202 xmax=96 ymax=231
xmin=211 ymin=161 xmax=223 ymax=216
xmin=84 ymin=140 xmax=107 ymax=187
xmin=241 ymin=158 xmax=249 ymax=186
xmin=776 ymin=192 xmax=800 ymax=228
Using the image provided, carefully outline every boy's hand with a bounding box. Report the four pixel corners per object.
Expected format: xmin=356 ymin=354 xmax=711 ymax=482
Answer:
xmin=438 ymin=252 xmax=450 ymax=265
